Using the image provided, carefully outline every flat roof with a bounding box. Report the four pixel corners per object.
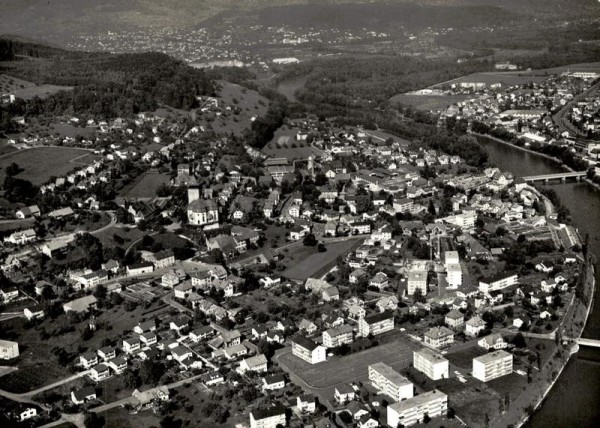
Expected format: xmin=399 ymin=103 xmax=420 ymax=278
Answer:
xmin=414 ymin=348 xmax=449 ymax=364
xmin=473 ymin=350 xmax=512 ymax=364
xmin=369 ymin=362 xmax=412 ymax=387
xmin=388 ymin=389 xmax=447 ymax=414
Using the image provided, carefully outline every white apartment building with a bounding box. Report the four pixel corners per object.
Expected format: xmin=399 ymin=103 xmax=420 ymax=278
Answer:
xmin=446 ymin=263 xmax=462 ymax=288
xmin=478 ymin=273 xmax=518 ymax=293
xmin=407 ymin=270 xmax=428 ymax=296
xmin=322 ymin=324 xmax=354 ymax=348
xmin=387 ymin=389 xmax=448 ymax=427
xmin=413 ymin=348 xmax=449 ymax=380
xmin=291 ymin=336 xmax=327 ymax=364
xmin=0 ymin=339 xmax=19 ymax=360
xmin=472 ymin=350 xmax=513 ymax=382
xmin=368 ymin=362 xmax=413 ymax=402
xmin=358 ymin=311 xmax=394 ymax=337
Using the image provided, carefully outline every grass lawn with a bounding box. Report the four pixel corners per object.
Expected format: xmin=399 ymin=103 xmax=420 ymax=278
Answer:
xmin=0 ymin=74 xmax=72 ymax=101
xmin=390 ymin=93 xmax=472 ymax=111
xmin=445 ymin=346 xmax=488 ymax=370
xmin=0 ymin=218 xmax=35 ymax=232
xmin=277 ymin=335 xmax=419 ymax=405
xmin=95 ymin=227 xmax=145 ymax=249
xmin=449 ymin=384 xmax=502 ymax=427
xmin=120 ymin=171 xmax=170 ymax=198
xmin=199 ymin=81 xmax=269 ymax=137
xmin=282 ymin=239 xmax=362 ymax=280
xmin=0 ymin=146 xmax=96 ymax=186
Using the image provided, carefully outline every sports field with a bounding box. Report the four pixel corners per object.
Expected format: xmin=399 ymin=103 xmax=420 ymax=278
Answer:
xmin=0 ymin=146 xmax=96 ymax=185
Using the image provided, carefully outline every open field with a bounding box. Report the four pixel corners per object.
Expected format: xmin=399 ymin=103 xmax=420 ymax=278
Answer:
xmin=262 ymin=128 xmax=323 ymax=161
xmin=95 ymin=226 xmax=146 ymax=249
xmin=200 ymin=81 xmax=269 ymax=136
xmin=0 ymin=74 xmax=71 ymax=100
xmin=446 ymin=345 xmax=488 ymax=370
xmin=282 ymin=238 xmax=362 ymax=280
xmin=0 ymin=146 xmax=96 ymax=185
xmin=390 ymin=93 xmax=472 ymax=111
xmin=277 ymin=335 xmax=420 ymax=404
xmin=120 ymin=171 xmax=170 ymax=198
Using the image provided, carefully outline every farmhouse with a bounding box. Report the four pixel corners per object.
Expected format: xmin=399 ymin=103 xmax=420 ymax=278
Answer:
xmin=42 ymin=241 xmax=69 ymax=258
xmin=127 ymin=262 xmax=154 ymax=276
xmin=15 ymin=205 xmax=41 ymax=219
xmin=4 ymin=228 xmax=36 ymax=245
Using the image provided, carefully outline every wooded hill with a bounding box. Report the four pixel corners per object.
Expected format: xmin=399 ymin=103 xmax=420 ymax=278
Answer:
xmin=0 ymin=37 xmax=216 ymax=117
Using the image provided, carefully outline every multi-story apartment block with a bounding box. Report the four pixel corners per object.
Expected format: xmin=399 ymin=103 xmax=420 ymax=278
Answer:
xmin=368 ymin=362 xmax=413 ymax=402
xmin=413 ymin=348 xmax=449 ymax=380
xmin=472 ymin=350 xmax=513 ymax=382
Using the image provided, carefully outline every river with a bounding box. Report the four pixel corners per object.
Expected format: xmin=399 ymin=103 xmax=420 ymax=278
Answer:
xmin=477 ymin=136 xmax=600 ymax=427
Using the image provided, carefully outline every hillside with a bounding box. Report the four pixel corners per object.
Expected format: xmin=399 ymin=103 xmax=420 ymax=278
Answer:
xmin=1 ymin=0 xmax=597 ymax=44
xmin=0 ymin=37 xmax=216 ymax=119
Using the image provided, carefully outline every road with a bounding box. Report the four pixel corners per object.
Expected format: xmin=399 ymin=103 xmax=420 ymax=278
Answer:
xmin=37 ymin=211 xmax=117 ymax=249
xmin=552 ymin=80 xmax=600 ymax=138
xmin=0 ymin=369 xmax=91 ymax=413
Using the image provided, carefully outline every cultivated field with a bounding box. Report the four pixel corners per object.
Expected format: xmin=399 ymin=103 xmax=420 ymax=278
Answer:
xmin=120 ymin=171 xmax=170 ymax=198
xmin=0 ymin=146 xmax=96 ymax=185
xmin=282 ymin=238 xmax=362 ymax=280
xmin=0 ymin=74 xmax=71 ymax=101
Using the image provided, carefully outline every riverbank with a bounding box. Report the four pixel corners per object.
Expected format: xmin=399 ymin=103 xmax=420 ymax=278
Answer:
xmin=492 ymin=262 xmax=596 ymax=428
xmin=473 ymin=132 xmax=600 ymax=193
xmin=521 ymin=264 xmax=596 ymax=427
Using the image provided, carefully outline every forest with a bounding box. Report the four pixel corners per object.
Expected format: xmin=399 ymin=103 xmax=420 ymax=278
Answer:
xmin=277 ymin=55 xmax=493 ymax=108
xmin=0 ymin=38 xmax=216 ymax=118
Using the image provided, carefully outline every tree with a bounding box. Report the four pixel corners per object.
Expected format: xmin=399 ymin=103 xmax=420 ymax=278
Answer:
xmin=84 ymin=412 xmax=105 ymax=428
xmin=5 ymin=162 xmax=20 ymax=176
xmin=513 ymin=332 xmax=527 ymax=348
xmin=139 ymin=359 xmax=165 ymax=385
xmin=303 ymin=233 xmax=317 ymax=246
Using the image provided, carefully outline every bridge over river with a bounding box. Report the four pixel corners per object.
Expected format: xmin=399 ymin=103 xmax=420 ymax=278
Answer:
xmin=522 ymin=171 xmax=587 ymax=183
